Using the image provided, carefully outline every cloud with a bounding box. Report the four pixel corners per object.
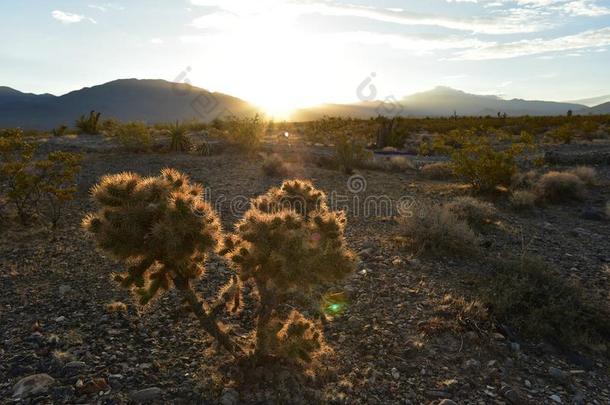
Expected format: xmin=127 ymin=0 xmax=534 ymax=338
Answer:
xmin=453 ymin=27 xmax=610 ymax=60
xmin=150 ymin=38 xmax=165 ymax=45
xmin=51 ymin=10 xmax=97 ymax=24
xmin=88 ymin=3 xmax=125 ymax=12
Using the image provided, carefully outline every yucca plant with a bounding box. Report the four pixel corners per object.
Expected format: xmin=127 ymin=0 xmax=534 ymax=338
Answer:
xmin=82 ymin=169 xmax=242 ymax=356
xmin=220 ymin=179 xmax=357 ymax=363
xmin=75 ymin=111 xmax=101 ymax=134
xmin=167 ymin=121 xmax=191 ymax=152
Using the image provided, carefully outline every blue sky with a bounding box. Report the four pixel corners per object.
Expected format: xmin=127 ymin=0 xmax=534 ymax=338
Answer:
xmin=1 ymin=0 xmax=609 ymax=115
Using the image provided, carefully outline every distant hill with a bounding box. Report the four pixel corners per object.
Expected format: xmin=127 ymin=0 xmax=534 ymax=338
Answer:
xmin=0 ymin=79 xmax=261 ymax=129
xmin=587 ymin=101 xmax=610 ymax=114
xmin=292 ymin=86 xmax=588 ymax=120
xmin=567 ymin=95 xmax=610 ymax=107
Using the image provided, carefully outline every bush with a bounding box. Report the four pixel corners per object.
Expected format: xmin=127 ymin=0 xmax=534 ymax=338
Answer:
xmin=115 ymin=122 xmax=151 ymax=151
xmin=75 ymin=111 xmax=101 ymax=134
xmin=334 ymin=133 xmax=372 ymax=174
xmin=419 ymin=162 xmax=454 ymax=180
xmin=510 ymin=170 xmax=538 ymax=190
xmin=386 ymin=155 xmax=415 ymax=172
xmin=225 ymin=114 xmax=265 ymax=152
xmin=399 ymin=204 xmax=478 ymax=256
xmin=446 ymin=196 xmax=497 ymax=227
xmin=568 ymin=166 xmax=597 ymax=186
xmin=0 ymin=129 xmax=82 ymax=226
xmin=548 ymin=123 xmax=573 ymax=144
xmin=166 ymin=121 xmax=191 ymax=152
xmin=535 ymin=171 xmax=585 ymax=203
xmin=479 ymin=256 xmax=610 ymax=350
xmin=510 ymin=190 xmax=537 ymax=211
xmin=51 ymin=125 xmax=68 ymax=137
xmin=220 ymin=179 xmax=356 ymax=363
xmin=261 ymin=153 xmax=289 ymax=177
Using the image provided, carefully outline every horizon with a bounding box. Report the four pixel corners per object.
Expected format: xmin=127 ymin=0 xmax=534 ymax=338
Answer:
xmin=2 ymin=1 xmax=610 ymax=118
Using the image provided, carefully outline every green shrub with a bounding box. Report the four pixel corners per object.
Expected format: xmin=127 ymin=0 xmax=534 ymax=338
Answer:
xmin=75 ymin=111 xmax=101 ymax=134
xmin=548 ymin=123 xmax=573 ymax=144
xmin=115 ymin=122 xmax=151 ymax=151
xmin=399 ymin=204 xmax=479 ymax=256
xmin=220 ymin=179 xmax=356 ymax=363
xmin=334 ymin=133 xmax=372 ymax=174
xmin=510 ymin=190 xmax=537 ymax=211
xmin=479 ymin=256 xmax=610 ymax=350
xmin=0 ymin=129 xmax=81 ymax=226
xmin=535 ymin=171 xmax=585 ymax=203
xmin=225 ymin=114 xmax=265 ymax=152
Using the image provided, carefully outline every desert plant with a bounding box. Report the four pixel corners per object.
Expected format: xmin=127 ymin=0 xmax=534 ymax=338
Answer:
xmin=334 ymin=133 xmax=372 ymax=174
xmin=115 ymin=121 xmax=151 ymax=151
xmin=510 ymin=170 xmax=538 ymax=190
xmin=261 ymin=153 xmax=289 ymax=177
xmin=220 ymin=180 xmax=356 ymax=363
xmin=225 ymin=114 xmax=265 ymax=152
xmin=510 ymin=190 xmax=537 ymax=211
xmin=419 ymin=162 xmax=454 ymax=180
xmin=399 ymin=204 xmax=479 ymax=256
xmin=568 ymin=166 xmax=597 ymax=186
xmin=386 ymin=155 xmax=415 ymax=172
xmin=76 ymin=111 xmax=101 ymax=134
xmin=167 ymin=121 xmax=191 ymax=152
xmin=446 ymin=196 xmax=497 ymax=228
xmin=82 ymin=169 xmax=242 ymax=356
xmin=0 ymin=129 xmax=82 ymax=226
xmin=51 ymin=125 xmax=68 ymax=137
xmin=548 ymin=123 xmax=574 ymax=144
xmin=479 ymin=256 xmax=610 ymax=350
xmin=535 ymin=171 xmax=585 ymax=203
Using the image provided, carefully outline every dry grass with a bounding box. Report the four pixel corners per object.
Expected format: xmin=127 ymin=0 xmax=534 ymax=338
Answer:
xmin=105 ymin=301 xmax=128 ymax=314
xmin=261 ymin=153 xmax=290 ymax=177
xmin=510 ymin=190 xmax=538 ymax=210
xmin=510 ymin=170 xmax=538 ymax=190
xmin=419 ymin=294 xmax=490 ymax=335
xmin=399 ymin=204 xmax=478 ymax=256
xmin=386 ymin=155 xmax=416 ymax=172
xmin=446 ymin=196 xmax=497 ymax=227
xmin=535 ymin=171 xmax=585 ymax=203
xmin=419 ymin=162 xmax=454 ymax=180
xmin=568 ymin=166 xmax=597 ymax=186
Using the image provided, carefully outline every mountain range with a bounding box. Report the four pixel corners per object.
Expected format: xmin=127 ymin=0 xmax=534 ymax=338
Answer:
xmin=0 ymin=80 xmax=608 ymax=129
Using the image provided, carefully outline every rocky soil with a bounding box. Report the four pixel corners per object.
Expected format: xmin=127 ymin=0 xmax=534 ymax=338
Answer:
xmin=1 ymin=140 xmax=609 ymax=404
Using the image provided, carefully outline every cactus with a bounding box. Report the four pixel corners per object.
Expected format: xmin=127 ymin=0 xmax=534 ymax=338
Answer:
xmin=75 ymin=110 xmax=101 ymax=134
xmin=82 ymin=169 xmax=242 ymax=356
xmin=220 ymin=179 xmax=356 ymax=362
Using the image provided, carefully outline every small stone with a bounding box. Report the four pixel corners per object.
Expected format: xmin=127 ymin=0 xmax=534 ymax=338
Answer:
xmin=509 ymin=342 xmax=520 ymax=351
xmin=524 ymin=379 xmax=532 ymax=389
xmin=220 ymin=388 xmax=239 ymax=405
xmin=391 ymin=257 xmax=403 ymax=266
xmin=390 ymin=367 xmax=400 ymax=380
xmin=130 ymin=387 xmax=164 ymax=403
xmin=13 ymin=373 xmax=56 ymax=399
xmin=549 ymin=366 xmax=569 ymax=382
xmin=59 ymin=285 xmax=72 ymax=296
xmin=108 ymin=374 xmax=124 ymax=389
xmin=463 ymin=359 xmax=480 ymax=369
xmin=492 ymin=332 xmax=505 ymax=341
xmin=63 ymin=361 xmax=87 ymax=376
xmin=438 ymin=399 xmax=457 ymax=405
xmin=55 ymin=316 xmax=66 ymax=323
xmin=549 ymin=394 xmax=562 ymax=403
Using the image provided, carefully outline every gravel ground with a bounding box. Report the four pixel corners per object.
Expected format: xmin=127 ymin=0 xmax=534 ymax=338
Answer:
xmin=1 ymin=141 xmax=609 ymax=404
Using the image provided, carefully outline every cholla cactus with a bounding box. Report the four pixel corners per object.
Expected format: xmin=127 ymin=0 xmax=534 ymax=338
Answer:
xmin=82 ymin=168 xmax=242 ymax=356
xmin=221 ymin=179 xmax=356 ymax=362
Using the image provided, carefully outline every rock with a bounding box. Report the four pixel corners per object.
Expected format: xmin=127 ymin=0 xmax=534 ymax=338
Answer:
xmin=58 ymin=285 xmax=72 ymax=296
xmin=220 ymin=388 xmax=239 ymax=405
xmin=13 ymin=373 xmax=56 ymax=399
xmin=500 ymin=385 xmax=522 ymax=404
xmin=55 ymin=316 xmax=66 ymax=323
xmin=509 ymin=342 xmax=520 ymax=351
xmin=390 ymin=367 xmax=400 ymax=380
xmin=130 ymin=387 xmax=165 ymax=402
xmin=78 ymin=378 xmax=109 ymax=395
xmin=463 ymin=358 xmax=480 ymax=369
xmin=549 ymin=366 xmax=570 ymax=382
xmin=571 ymin=391 xmax=585 ymax=405
xmin=63 ymin=361 xmax=86 ymax=376
xmin=549 ymin=394 xmax=562 ymax=403
xmin=426 ymin=390 xmax=450 ymax=398
xmin=358 ymin=248 xmax=374 ymax=258
xmin=108 ymin=373 xmax=124 ymax=389
xmin=438 ymin=399 xmax=458 ymax=405
xmin=524 ymin=379 xmax=532 ymax=389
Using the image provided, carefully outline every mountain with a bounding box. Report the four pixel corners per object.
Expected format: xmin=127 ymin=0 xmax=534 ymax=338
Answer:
xmin=292 ymin=86 xmax=588 ymax=120
xmin=587 ymin=101 xmax=610 ymax=114
xmin=566 ymin=95 xmax=610 ymax=107
xmin=0 ymin=79 xmax=260 ymax=129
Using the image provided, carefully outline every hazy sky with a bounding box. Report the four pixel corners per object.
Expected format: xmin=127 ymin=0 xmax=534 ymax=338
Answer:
xmin=1 ymin=0 xmax=609 ymax=116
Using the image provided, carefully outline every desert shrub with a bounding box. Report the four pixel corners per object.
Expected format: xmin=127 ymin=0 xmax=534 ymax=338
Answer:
xmin=386 ymin=155 xmax=416 ymax=172
xmin=115 ymin=122 xmax=151 ymax=151
xmin=225 ymin=114 xmax=265 ymax=152
xmin=419 ymin=294 xmax=490 ymax=335
xmin=446 ymin=196 xmax=497 ymax=228
xmin=419 ymin=162 xmax=454 ymax=180
xmin=535 ymin=171 xmax=585 ymax=203
xmin=510 ymin=190 xmax=537 ymax=211
xmin=334 ymin=133 xmax=372 ymax=174
xmin=0 ymin=129 xmax=81 ymax=226
xmin=100 ymin=118 xmax=121 ymax=134
xmin=510 ymin=170 xmax=538 ymax=190
xmin=75 ymin=111 xmax=101 ymax=134
xmin=261 ymin=153 xmax=289 ymax=177
xmin=220 ymin=179 xmax=356 ymax=363
xmin=451 ymin=135 xmax=527 ymax=192
xmin=399 ymin=204 xmax=478 ymax=256
xmin=548 ymin=123 xmax=574 ymax=144
xmin=51 ymin=125 xmax=68 ymax=137
xmin=83 ymin=169 xmax=241 ymax=356
xmin=166 ymin=121 xmax=191 ymax=152
xmin=568 ymin=166 xmax=597 ymax=186
xmin=479 ymin=256 xmax=610 ymax=350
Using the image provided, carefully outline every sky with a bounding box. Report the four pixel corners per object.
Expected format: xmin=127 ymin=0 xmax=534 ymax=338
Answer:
xmin=1 ymin=0 xmax=609 ymax=117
